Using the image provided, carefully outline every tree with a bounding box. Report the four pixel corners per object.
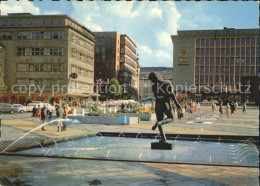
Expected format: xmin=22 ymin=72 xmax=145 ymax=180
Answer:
xmin=0 ymin=66 xmax=7 ymax=93
xmin=109 ymin=78 xmax=122 ymax=99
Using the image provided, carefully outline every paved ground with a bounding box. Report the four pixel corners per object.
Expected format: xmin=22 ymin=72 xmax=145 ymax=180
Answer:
xmin=0 ymin=105 xmax=259 ymax=185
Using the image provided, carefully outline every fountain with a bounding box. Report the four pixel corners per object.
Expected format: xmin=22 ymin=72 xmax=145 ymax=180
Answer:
xmin=12 ymin=133 xmax=257 ymax=167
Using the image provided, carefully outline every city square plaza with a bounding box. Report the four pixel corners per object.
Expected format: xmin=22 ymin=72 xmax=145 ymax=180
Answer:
xmin=0 ymin=105 xmax=258 ymax=185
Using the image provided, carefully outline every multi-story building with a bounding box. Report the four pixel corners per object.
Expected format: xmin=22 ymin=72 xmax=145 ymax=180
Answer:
xmin=139 ymin=67 xmax=173 ymax=98
xmin=172 ymin=28 xmax=259 ymax=102
xmin=94 ymin=32 xmax=139 ymax=99
xmin=0 ymin=13 xmax=95 ymax=104
xmin=119 ymin=35 xmax=140 ymax=99
xmin=94 ymin=32 xmax=121 ymax=83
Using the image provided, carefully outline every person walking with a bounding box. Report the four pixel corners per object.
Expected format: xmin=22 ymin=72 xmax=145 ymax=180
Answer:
xmin=32 ymin=105 xmax=37 ymax=120
xmin=48 ymin=106 xmax=53 ymax=119
xmin=40 ymin=106 xmax=47 ymax=131
xmin=242 ymin=102 xmax=247 ymax=114
xmin=230 ymin=101 xmax=235 ymax=115
xmin=56 ymin=105 xmax=63 ymax=132
xmin=62 ymin=107 xmax=67 ymax=131
xmin=219 ymin=102 xmax=223 ymax=116
xmin=226 ymin=103 xmax=231 ymax=118
xmin=212 ymin=102 xmax=216 ymax=113
xmin=235 ymin=101 xmax=239 ymax=110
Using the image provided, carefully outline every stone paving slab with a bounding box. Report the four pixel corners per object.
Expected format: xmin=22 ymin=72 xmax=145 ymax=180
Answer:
xmin=0 ymin=155 xmax=258 ymax=185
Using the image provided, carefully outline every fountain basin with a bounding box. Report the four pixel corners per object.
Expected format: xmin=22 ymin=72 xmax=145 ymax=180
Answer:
xmin=19 ymin=136 xmax=259 ymax=167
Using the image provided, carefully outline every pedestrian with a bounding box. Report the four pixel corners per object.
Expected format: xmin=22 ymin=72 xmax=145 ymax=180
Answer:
xmin=235 ymin=101 xmax=239 ymax=110
xmin=212 ymin=102 xmax=216 ymax=113
xmin=32 ymin=105 xmax=37 ymax=120
xmin=41 ymin=106 xmax=47 ymax=131
xmin=230 ymin=101 xmax=235 ymax=114
xmin=242 ymin=102 xmax=247 ymax=114
xmin=226 ymin=103 xmax=231 ymax=118
xmin=48 ymin=106 xmax=53 ymax=119
xmin=56 ymin=105 xmax=63 ymax=132
xmin=197 ymin=102 xmax=200 ymax=110
xmin=62 ymin=107 xmax=67 ymax=131
xmin=219 ymin=102 xmax=223 ymax=115
xmin=36 ymin=105 xmax=41 ymax=120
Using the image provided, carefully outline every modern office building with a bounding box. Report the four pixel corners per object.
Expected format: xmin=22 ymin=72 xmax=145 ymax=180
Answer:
xmin=0 ymin=13 xmax=95 ymax=104
xmin=119 ymin=35 xmax=140 ymax=99
xmin=94 ymin=32 xmax=121 ymax=83
xmin=172 ymin=28 xmax=259 ymax=102
xmin=94 ymin=32 xmax=140 ymax=99
xmin=139 ymin=67 xmax=173 ymax=98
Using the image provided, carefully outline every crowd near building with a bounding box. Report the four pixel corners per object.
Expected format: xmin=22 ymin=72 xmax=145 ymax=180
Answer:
xmin=139 ymin=67 xmax=173 ymax=98
xmin=172 ymin=28 xmax=259 ymax=104
xmin=0 ymin=13 xmax=140 ymax=104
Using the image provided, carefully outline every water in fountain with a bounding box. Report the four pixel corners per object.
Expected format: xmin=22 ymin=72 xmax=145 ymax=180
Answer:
xmin=136 ymin=132 xmax=142 ymax=138
xmin=30 ymin=142 xmax=43 ymax=148
xmin=1 ymin=118 xmax=81 ymax=153
xmin=106 ymin=150 xmax=111 ymax=158
xmin=118 ymin=132 xmax=124 ymax=138
xmin=155 ymin=134 xmax=161 ymax=140
xmin=21 ymin=136 xmax=258 ymax=166
xmin=139 ymin=152 xmax=142 ymax=160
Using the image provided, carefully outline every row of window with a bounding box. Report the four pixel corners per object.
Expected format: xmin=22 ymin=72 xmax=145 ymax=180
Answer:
xmin=195 ymin=47 xmax=260 ymax=57
xmin=17 ymin=31 xmax=64 ymax=40
xmin=196 ymin=37 xmax=260 ymax=47
xmin=17 ymin=48 xmax=63 ymax=56
xmin=17 ymin=64 xmax=64 ymax=72
xmin=195 ymin=66 xmax=258 ymax=75
xmin=195 ymin=76 xmax=243 ymax=84
xmin=195 ymin=57 xmax=260 ymax=66
xmin=71 ymin=49 xmax=93 ymax=65
xmin=16 ymin=78 xmax=63 ymax=86
xmin=72 ymin=33 xmax=94 ymax=51
xmin=0 ymin=32 xmax=12 ymax=40
xmin=122 ymin=39 xmax=136 ymax=54
xmin=122 ymin=57 xmax=136 ymax=68
xmin=1 ymin=19 xmax=62 ymax=26
xmin=121 ymin=48 xmax=137 ymax=62
xmin=71 ymin=65 xmax=93 ymax=78
xmin=70 ymin=80 xmax=92 ymax=91
xmin=120 ymin=64 xmax=136 ymax=76
xmin=67 ymin=20 xmax=95 ymax=41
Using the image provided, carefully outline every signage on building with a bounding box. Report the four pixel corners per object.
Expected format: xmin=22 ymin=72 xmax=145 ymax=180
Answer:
xmin=177 ymin=47 xmax=190 ymax=62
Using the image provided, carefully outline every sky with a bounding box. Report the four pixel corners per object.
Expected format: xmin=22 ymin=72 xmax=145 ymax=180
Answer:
xmin=1 ymin=0 xmax=259 ymax=67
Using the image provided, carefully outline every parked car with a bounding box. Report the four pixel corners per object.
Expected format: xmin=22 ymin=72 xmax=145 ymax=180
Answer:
xmin=0 ymin=103 xmax=19 ymax=114
xmin=13 ymin=104 xmax=26 ymax=113
xmin=25 ymin=102 xmax=53 ymax=112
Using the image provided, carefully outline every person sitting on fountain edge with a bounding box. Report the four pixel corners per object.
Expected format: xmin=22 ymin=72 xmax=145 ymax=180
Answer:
xmin=148 ymin=72 xmax=182 ymax=142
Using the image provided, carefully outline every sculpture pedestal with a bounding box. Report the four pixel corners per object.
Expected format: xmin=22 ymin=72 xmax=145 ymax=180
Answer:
xmin=151 ymin=141 xmax=173 ymax=150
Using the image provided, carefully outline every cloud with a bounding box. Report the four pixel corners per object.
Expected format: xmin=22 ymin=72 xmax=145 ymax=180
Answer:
xmin=71 ymin=1 xmax=103 ymax=32
xmin=157 ymin=31 xmax=172 ymax=49
xmin=42 ymin=10 xmax=62 ymax=15
xmin=139 ymin=45 xmax=152 ymax=54
xmin=0 ymin=0 xmax=40 ymax=15
xmin=156 ymin=50 xmax=171 ymax=60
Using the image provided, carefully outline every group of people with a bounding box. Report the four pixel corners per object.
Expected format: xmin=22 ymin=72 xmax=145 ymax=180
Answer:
xmin=32 ymin=103 xmax=71 ymax=132
xmin=182 ymin=101 xmax=200 ymax=114
xmin=218 ymin=101 xmax=247 ymax=118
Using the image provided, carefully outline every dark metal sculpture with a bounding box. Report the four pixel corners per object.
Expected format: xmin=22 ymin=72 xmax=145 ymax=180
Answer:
xmin=148 ymin=72 xmax=182 ymax=149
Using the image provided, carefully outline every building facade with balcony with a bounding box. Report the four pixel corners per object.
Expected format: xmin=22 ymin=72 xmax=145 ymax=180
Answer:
xmin=0 ymin=13 xmax=95 ymax=104
xmin=119 ymin=35 xmax=140 ymax=99
xmin=172 ymin=28 xmax=259 ymax=102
